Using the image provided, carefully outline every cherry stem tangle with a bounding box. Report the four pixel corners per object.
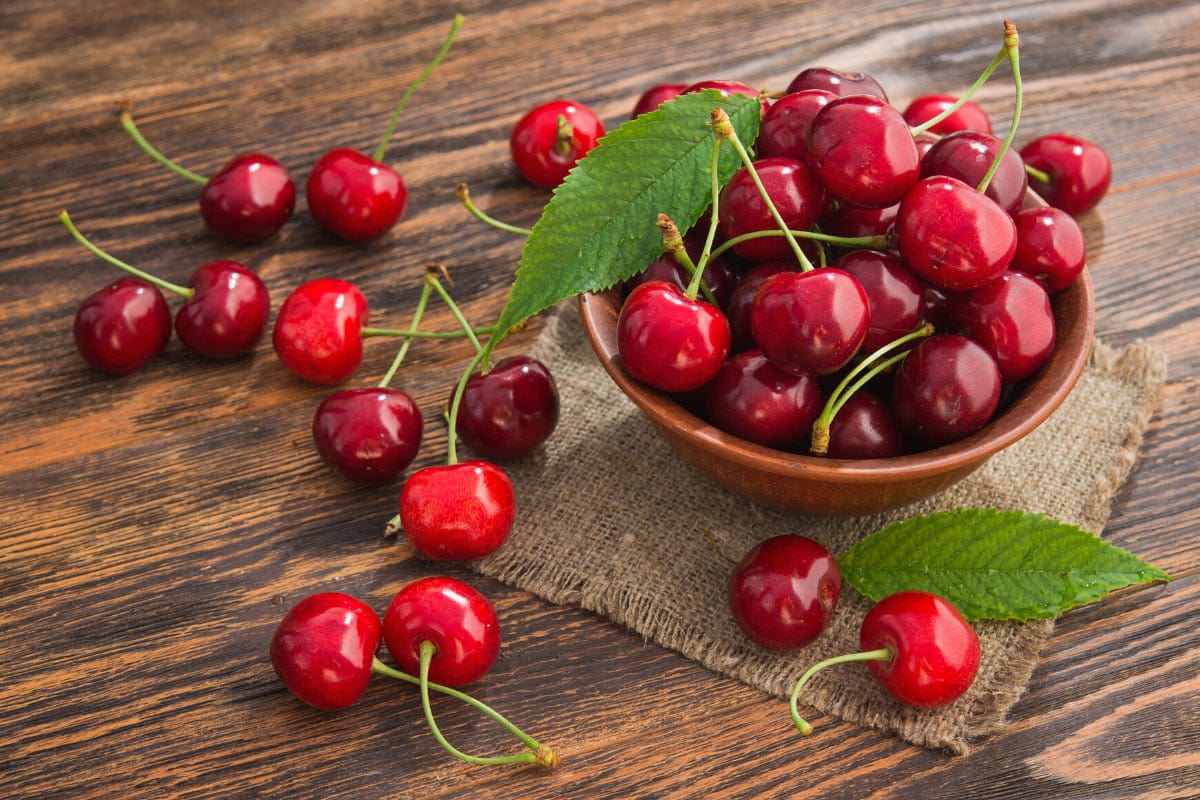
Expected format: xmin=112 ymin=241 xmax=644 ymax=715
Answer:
xmin=976 ymin=21 xmax=1022 ymax=195
xmin=59 ymin=210 xmax=193 ymax=298
xmin=118 ymin=107 xmax=209 ymax=185
xmin=789 ymin=647 xmax=893 ymax=735
xmin=456 ymin=183 xmax=533 ymax=236
xmin=372 ymin=13 xmax=465 ymax=163
xmin=375 ymin=280 xmax=433 ymax=389
xmin=708 ymin=229 xmax=890 ymax=263
xmin=657 ymin=214 xmax=718 ymax=305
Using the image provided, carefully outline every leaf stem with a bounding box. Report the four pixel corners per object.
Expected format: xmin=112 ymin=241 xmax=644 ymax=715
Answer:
xmin=118 ymin=107 xmax=209 ymax=185
xmin=789 ymin=648 xmax=892 ymax=735
xmin=58 ymin=210 xmax=193 ymax=299
xmin=455 ymin=183 xmax=533 ymax=236
xmin=977 ymin=21 xmax=1022 ymax=195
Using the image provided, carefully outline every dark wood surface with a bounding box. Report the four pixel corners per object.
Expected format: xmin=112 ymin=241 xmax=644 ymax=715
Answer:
xmin=2 ymin=1 xmax=1198 ymax=797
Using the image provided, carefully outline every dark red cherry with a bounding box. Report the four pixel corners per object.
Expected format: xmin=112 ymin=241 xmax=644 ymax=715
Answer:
xmin=617 ymin=281 xmax=731 ymax=393
xmin=74 ymin=277 xmax=172 ymax=375
xmin=1019 ymin=133 xmax=1112 ymax=215
xmin=755 ymin=89 xmax=837 ymax=164
xmin=306 ymin=147 xmax=408 ymax=242
xmin=632 ymin=83 xmax=687 ymax=117
xmin=453 ymin=356 xmax=559 ymax=462
xmin=627 ymin=238 xmax=739 ymax=310
xmin=173 ymin=260 xmax=270 ymax=359
xmin=949 ymin=270 xmax=1056 ymax=382
xmin=312 ymin=388 xmax=423 ymax=483
xmin=832 ymin=250 xmax=925 ymax=353
xmin=785 ymin=67 xmax=888 ymax=102
xmin=272 ymin=278 xmax=369 ymax=384
xmin=382 ymin=576 xmax=500 ymax=687
xmin=901 ymin=94 xmax=992 ymax=135
xmin=270 ymin=592 xmax=382 ymax=711
xmin=510 ymin=99 xmax=605 ymax=188
xmin=821 ymin=203 xmax=898 ymax=240
xmin=718 ymin=157 xmax=827 ymax=262
xmin=891 ymin=334 xmax=1001 ymax=445
xmin=682 ymin=79 xmax=769 ymax=115
xmin=199 ymin=153 xmax=296 ymax=243
xmin=896 ymin=175 xmax=1017 ymax=291
xmin=920 ymin=130 xmax=1028 ymax=217
xmin=860 ymin=591 xmax=980 ymax=707
xmin=750 ymin=269 xmax=870 ymax=376
xmin=704 ymin=349 xmax=821 ymax=449
xmin=807 ymin=95 xmax=920 ymax=209
xmin=399 ymin=460 xmax=515 ymax=560
xmin=726 ymin=262 xmax=796 ymax=352
xmin=1011 ymin=206 xmax=1087 ymax=291
xmin=728 ymin=535 xmax=840 ymax=651
xmin=825 ymin=391 xmax=906 ymax=459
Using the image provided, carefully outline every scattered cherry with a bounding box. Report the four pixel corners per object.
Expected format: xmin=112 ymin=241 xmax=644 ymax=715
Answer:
xmin=1020 ymin=132 xmax=1112 ymax=215
xmin=453 ymin=355 xmax=559 ymax=462
xmin=398 ymin=460 xmax=516 ymax=560
xmin=73 ymin=277 xmax=172 ymax=375
xmin=382 ymin=576 xmax=501 ymax=687
xmin=273 ymin=278 xmax=369 ymax=384
xmin=728 ymin=534 xmax=840 ymax=650
xmin=510 ymin=99 xmax=605 ymax=187
xmin=312 ymin=388 xmax=423 ymax=483
xmin=902 ymin=94 xmax=992 ymax=135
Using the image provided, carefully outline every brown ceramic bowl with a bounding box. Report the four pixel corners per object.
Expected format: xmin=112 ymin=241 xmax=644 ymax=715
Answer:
xmin=579 ymin=217 xmax=1096 ymax=516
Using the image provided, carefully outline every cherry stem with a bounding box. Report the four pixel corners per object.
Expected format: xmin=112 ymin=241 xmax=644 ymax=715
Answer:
xmin=361 ymin=325 xmax=497 ymax=340
xmin=372 ymin=653 xmax=558 ymax=768
xmin=58 ymin=210 xmax=193 ymax=299
xmin=790 ymin=648 xmax=893 ymax=735
xmin=456 ymin=183 xmax=533 ymax=236
xmin=1024 ymin=163 xmax=1051 ymax=185
xmin=118 ymin=107 xmax=209 ymax=186
xmin=372 ymin=13 xmax=464 ymax=163
xmin=425 ymin=268 xmax=485 ymax=356
xmin=708 ymin=229 xmax=890 ymax=263
xmin=810 ymin=323 xmax=933 ymax=455
xmin=445 ymin=346 xmax=487 ymax=466
xmin=712 ymin=108 xmax=813 ymax=272
xmin=553 ymin=114 xmax=575 ymax=157
xmin=690 ymin=127 xmax=725 ymax=278
xmin=908 ymin=41 xmax=1009 ymax=138
xmin=658 ymin=214 xmax=717 ymax=305
xmin=374 ymin=281 xmax=433 ymax=389
xmin=977 ymin=21 xmax=1022 ymax=195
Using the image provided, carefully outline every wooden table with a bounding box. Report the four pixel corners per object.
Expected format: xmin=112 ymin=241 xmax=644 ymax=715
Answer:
xmin=3 ymin=1 xmax=1197 ymax=797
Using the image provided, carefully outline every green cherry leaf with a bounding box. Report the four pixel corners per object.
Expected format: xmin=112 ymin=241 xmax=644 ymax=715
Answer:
xmin=482 ymin=90 xmax=761 ymax=362
xmin=838 ymin=509 xmax=1172 ymax=621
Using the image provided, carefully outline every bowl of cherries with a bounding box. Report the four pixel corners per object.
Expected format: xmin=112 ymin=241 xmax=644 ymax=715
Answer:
xmin=579 ymin=57 xmax=1102 ymax=516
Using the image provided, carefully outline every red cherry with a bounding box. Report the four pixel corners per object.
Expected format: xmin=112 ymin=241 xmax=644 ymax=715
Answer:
xmin=825 ymin=391 xmax=906 ymax=459
xmin=949 ymin=270 xmax=1056 ymax=382
xmin=382 ymin=576 xmax=500 ymax=687
xmin=682 ymin=79 xmax=769 ymax=115
xmin=726 ymin=262 xmax=796 ymax=352
xmin=755 ymin=89 xmax=837 ymax=163
xmin=73 ymin=277 xmax=172 ymax=375
xmin=626 ymin=240 xmax=739 ymax=311
xmin=902 ymin=94 xmax=992 ymax=135
xmin=306 ymin=148 xmax=408 ymax=242
xmin=784 ymin=66 xmax=888 ymax=102
xmin=270 ymin=592 xmax=382 ymax=711
xmin=704 ymin=349 xmax=821 ymax=449
xmin=860 ymin=591 xmax=980 ymax=707
xmin=399 ymin=460 xmax=516 ymax=560
xmin=312 ymin=388 xmax=423 ymax=483
xmin=920 ymin=130 xmax=1028 ymax=217
xmin=453 ymin=356 xmax=559 ymax=462
xmin=173 ymin=260 xmax=270 ymax=359
xmin=272 ymin=278 xmax=369 ymax=384
xmin=718 ymin=157 xmax=827 ymax=262
xmin=1011 ymin=206 xmax=1087 ymax=291
xmin=728 ymin=535 xmax=840 ymax=650
xmin=631 ymin=83 xmax=687 ymax=117
xmin=510 ymin=100 xmax=605 ymax=187
xmin=807 ymin=95 xmax=920 ymax=209
xmin=750 ymin=269 xmax=870 ymax=376
xmin=831 ymin=249 xmax=925 ymax=353
xmin=1019 ymin=133 xmax=1112 ymax=215
xmin=891 ymin=334 xmax=1001 ymax=445
xmin=617 ymin=281 xmax=731 ymax=393
xmin=199 ymin=153 xmax=296 ymax=243
xmin=820 ymin=202 xmax=898 ymax=240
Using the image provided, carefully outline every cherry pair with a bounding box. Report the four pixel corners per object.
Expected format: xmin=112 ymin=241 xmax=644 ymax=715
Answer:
xmin=270 ymin=578 xmax=558 ymax=768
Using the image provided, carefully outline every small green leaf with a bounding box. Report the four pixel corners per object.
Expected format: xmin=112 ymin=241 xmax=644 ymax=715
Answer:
xmin=838 ymin=509 xmax=1171 ymax=621
xmin=484 ymin=90 xmax=761 ymax=360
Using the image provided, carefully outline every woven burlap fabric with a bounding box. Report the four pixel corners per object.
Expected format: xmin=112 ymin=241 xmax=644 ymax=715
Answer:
xmin=472 ymin=301 xmax=1169 ymax=753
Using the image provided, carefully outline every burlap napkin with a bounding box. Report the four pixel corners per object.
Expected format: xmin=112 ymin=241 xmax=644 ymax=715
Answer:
xmin=473 ymin=300 xmax=1169 ymax=753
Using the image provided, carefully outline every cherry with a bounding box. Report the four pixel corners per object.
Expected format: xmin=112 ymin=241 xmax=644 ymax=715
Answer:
xmin=728 ymin=535 xmax=840 ymax=651
xmin=510 ymin=99 xmax=605 ymax=187
xmin=273 ymin=278 xmax=369 ymax=384
xmin=312 ymin=388 xmax=423 ymax=483
xmin=807 ymin=95 xmax=921 ymax=209
xmin=718 ymin=157 xmax=827 ymax=262
xmin=902 ymin=94 xmax=992 ymax=135
xmin=631 ymin=83 xmax=687 ymax=117
xmin=452 ymin=356 xmax=559 ymax=462
xmin=270 ymin=592 xmax=382 ymax=711
xmin=627 ymin=242 xmax=739 ymax=310
xmin=920 ymin=130 xmax=1028 ymax=217
xmin=755 ymin=89 xmax=837 ymax=164
xmin=726 ymin=262 xmax=795 ymax=352
xmin=750 ymin=269 xmax=870 ymax=376
xmin=831 ymin=249 xmax=925 ymax=353
xmin=73 ymin=277 xmax=172 ymax=375
xmin=1011 ymin=206 xmax=1087 ymax=291
xmin=382 ymin=576 xmax=500 ymax=687
xmin=617 ymin=280 xmax=731 ymax=393
xmin=784 ymin=67 xmax=888 ymax=102
xmin=704 ymin=349 xmax=821 ymax=449
xmin=891 ymin=333 xmax=1001 ymax=445
xmin=824 ymin=391 xmax=906 ymax=459
xmin=895 ymin=175 xmax=1017 ymax=291
xmin=1019 ymin=133 xmax=1112 ymax=215
xmin=681 ymin=79 xmax=769 ymax=114
xmin=949 ymin=269 xmax=1056 ymax=382
xmin=820 ymin=202 xmax=898 ymax=240
xmin=119 ymin=108 xmax=295 ymax=243
xmin=398 ymin=460 xmax=516 ymax=560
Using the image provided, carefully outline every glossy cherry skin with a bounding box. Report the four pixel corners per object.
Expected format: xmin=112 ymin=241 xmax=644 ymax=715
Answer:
xmin=861 ymin=591 xmax=980 ymax=708
xmin=272 ymin=278 xmax=369 ymax=384
xmin=174 ymin=260 xmax=270 ymax=359
xmin=832 ymin=250 xmax=925 ymax=353
xmin=704 ymin=349 xmax=821 ymax=449
xmin=453 ymin=356 xmax=559 ymax=462
xmin=728 ymin=535 xmax=840 ymax=651
xmin=821 ymin=202 xmax=898 ymax=240
xmin=891 ymin=334 xmax=1001 ymax=445
xmin=510 ymin=100 xmax=605 ymax=187
xmin=920 ymin=130 xmax=1028 ymax=217
xmin=399 ymin=460 xmax=516 ymax=560
xmin=825 ymin=391 xmax=906 ymax=459
xmin=901 ymin=94 xmax=992 ymax=135
xmin=306 ymin=147 xmax=408 ymax=242
xmin=1011 ymin=206 xmax=1087 ymax=291
xmin=312 ymin=388 xmax=423 ymax=483
xmin=896 ymin=176 xmax=1017 ymax=291
xmin=807 ymin=95 xmax=920 ymax=209
xmin=199 ymin=153 xmax=295 ymax=243
xmin=270 ymin=592 xmax=382 ymax=712
xmin=719 ymin=157 xmax=827 ymax=263
xmin=631 ymin=83 xmax=687 ymax=117
xmin=682 ymin=79 xmax=769 ymax=115
xmin=74 ymin=277 xmax=172 ymax=375
xmin=751 ymin=269 xmax=870 ymax=376
xmin=726 ymin=262 xmax=795 ymax=352
xmin=949 ymin=270 xmax=1056 ymax=382
xmin=755 ymin=89 xmax=837 ymax=164
xmin=383 ymin=576 xmax=501 ymax=687
xmin=1019 ymin=133 xmax=1112 ymax=215
xmin=617 ymin=281 xmax=731 ymax=393
xmin=785 ymin=67 xmax=888 ymax=102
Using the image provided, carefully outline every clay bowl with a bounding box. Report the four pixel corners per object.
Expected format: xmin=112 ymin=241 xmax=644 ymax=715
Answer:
xmin=579 ymin=229 xmax=1095 ymax=516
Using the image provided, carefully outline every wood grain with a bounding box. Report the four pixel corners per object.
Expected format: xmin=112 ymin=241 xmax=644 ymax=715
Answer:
xmin=2 ymin=0 xmax=1197 ymax=797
